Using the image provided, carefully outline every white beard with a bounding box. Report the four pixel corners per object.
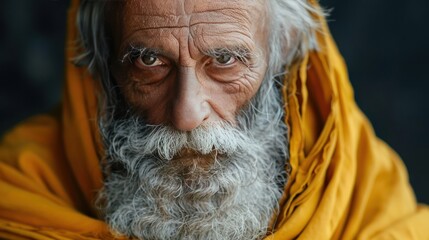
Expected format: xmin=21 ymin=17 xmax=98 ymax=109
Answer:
xmin=97 ymin=80 xmax=289 ymax=240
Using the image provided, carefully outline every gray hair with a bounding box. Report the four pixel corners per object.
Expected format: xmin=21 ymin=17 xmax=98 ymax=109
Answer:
xmin=75 ymin=0 xmax=323 ymax=112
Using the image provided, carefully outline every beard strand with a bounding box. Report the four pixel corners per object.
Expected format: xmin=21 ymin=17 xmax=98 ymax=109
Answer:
xmin=97 ymin=78 xmax=289 ymax=240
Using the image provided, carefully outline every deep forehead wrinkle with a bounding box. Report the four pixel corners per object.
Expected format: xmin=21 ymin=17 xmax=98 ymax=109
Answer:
xmin=126 ymin=9 xmax=252 ymax=32
xmin=125 ymin=0 xmax=263 ymax=16
xmin=125 ymin=0 xmax=184 ymax=16
xmin=122 ymin=0 xmax=264 ymax=32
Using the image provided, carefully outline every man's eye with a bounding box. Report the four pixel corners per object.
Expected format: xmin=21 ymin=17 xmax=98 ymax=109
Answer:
xmin=135 ymin=54 xmax=164 ymax=68
xmin=214 ymin=54 xmax=236 ymax=65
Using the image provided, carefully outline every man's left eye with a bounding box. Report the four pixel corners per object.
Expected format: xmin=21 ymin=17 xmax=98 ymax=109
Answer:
xmin=214 ymin=54 xmax=236 ymax=65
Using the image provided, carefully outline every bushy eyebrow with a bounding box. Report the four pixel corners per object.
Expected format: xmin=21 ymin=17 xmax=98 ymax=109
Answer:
xmin=119 ymin=44 xmax=163 ymax=63
xmin=203 ymin=46 xmax=253 ymax=65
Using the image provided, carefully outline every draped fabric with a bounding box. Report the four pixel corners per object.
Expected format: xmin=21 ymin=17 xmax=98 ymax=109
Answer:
xmin=0 ymin=0 xmax=428 ymax=239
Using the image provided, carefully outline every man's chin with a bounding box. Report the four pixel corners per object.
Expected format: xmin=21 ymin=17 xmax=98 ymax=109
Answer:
xmin=99 ymin=149 xmax=282 ymax=240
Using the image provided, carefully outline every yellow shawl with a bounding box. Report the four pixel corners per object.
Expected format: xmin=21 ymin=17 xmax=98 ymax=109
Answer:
xmin=0 ymin=1 xmax=428 ymax=239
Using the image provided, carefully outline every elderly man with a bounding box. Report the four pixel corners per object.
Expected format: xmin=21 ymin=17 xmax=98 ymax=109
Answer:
xmin=0 ymin=0 xmax=428 ymax=239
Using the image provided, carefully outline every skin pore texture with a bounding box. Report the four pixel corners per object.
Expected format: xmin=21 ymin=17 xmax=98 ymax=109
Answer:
xmin=96 ymin=0 xmax=289 ymax=239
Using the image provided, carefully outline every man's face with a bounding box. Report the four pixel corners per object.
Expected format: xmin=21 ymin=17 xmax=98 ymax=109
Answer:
xmin=99 ymin=1 xmax=288 ymax=239
xmin=112 ymin=0 xmax=269 ymax=130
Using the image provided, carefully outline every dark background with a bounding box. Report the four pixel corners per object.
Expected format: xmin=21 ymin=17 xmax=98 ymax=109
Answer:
xmin=0 ymin=0 xmax=428 ymax=203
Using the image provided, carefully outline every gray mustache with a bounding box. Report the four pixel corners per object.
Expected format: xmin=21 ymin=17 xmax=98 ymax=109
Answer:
xmin=107 ymin=119 xmax=254 ymax=161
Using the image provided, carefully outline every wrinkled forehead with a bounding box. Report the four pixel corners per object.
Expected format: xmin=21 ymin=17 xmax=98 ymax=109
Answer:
xmin=107 ymin=0 xmax=270 ymax=58
xmin=119 ymin=0 xmax=268 ymax=33
xmin=123 ymin=0 xmax=266 ymax=18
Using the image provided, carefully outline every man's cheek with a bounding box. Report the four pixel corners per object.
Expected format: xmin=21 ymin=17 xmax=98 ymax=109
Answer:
xmin=116 ymin=62 xmax=264 ymax=125
xmin=120 ymin=78 xmax=173 ymax=123
xmin=204 ymin=82 xmax=259 ymax=123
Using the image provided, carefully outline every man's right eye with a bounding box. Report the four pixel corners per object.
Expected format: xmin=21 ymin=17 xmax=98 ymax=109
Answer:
xmin=135 ymin=54 xmax=165 ymax=68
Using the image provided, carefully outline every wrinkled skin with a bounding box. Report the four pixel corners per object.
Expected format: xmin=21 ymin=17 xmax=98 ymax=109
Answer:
xmin=111 ymin=0 xmax=269 ymax=131
xmin=101 ymin=2 xmax=284 ymax=239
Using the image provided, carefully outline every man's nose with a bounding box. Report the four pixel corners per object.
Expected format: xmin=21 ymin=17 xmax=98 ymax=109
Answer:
xmin=171 ymin=67 xmax=210 ymax=131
